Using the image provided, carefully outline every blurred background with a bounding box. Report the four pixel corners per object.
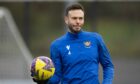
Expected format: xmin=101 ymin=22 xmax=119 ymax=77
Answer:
xmin=0 ymin=0 xmax=140 ymax=84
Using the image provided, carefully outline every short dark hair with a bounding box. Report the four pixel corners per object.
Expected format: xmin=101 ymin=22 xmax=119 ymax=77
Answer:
xmin=65 ymin=3 xmax=84 ymax=16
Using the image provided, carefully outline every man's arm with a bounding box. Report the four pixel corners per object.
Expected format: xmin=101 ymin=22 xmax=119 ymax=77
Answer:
xmin=48 ymin=43 xmax=62 ymax=84
xmin=96 ymin=33 xmax=114 ymax=84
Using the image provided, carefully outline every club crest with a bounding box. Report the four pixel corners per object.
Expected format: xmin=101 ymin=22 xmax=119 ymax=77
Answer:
xmin=84 ymin=41 xmax=91 ymax=48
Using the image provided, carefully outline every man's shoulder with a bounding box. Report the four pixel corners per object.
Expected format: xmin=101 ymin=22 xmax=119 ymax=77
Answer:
xmin=50 ymin=34 xmax=67 ymax=47
xmin=83 ymin=31 xmax=103 ymax=45
xmin=83 ymin=31 xmax=101 ymax=38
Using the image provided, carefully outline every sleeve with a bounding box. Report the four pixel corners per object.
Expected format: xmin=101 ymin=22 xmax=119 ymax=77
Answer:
xmin=47 ymin=43 xmax=62 ymax=84
xmin=96 ymin=33 xmax=114 ymax=84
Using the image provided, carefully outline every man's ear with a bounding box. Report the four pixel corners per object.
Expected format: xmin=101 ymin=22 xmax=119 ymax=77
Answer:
xmin=64 ymin=16 xmax=68 ymax=24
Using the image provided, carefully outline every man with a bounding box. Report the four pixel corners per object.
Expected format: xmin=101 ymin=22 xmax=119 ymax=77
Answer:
xmin=33 ymin=3 xmax=114 ymax=84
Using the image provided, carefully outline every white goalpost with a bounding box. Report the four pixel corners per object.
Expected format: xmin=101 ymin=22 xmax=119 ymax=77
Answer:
xmin=0 ymin=7 xmax=34 ymax=84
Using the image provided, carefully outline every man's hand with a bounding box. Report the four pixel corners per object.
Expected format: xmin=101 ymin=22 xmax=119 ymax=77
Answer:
xmin=32 ymin=78 xmax=49 ymax=84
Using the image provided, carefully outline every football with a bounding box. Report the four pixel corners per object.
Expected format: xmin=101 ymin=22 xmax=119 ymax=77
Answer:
xmin=31 ymin=56 xmax=55 ymax=80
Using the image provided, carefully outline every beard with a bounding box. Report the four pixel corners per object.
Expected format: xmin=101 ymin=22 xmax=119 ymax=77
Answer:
xmin=68 ymin=25 xmax=81 ymax=33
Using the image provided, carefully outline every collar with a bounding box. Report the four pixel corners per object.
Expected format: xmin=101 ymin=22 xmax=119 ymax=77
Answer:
xmin=66 ymin=30 xmax=84 ymax=40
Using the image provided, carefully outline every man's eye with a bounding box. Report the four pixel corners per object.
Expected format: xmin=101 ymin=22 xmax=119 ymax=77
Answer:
xmin=79 ymin=17 xmax=83 ymax=20
xmin=72 ymin=17 xmax=77 ymax=20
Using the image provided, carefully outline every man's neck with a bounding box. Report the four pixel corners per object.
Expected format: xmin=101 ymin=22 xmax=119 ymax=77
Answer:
xmin=68 ymin=29 xmax=81 ymax=34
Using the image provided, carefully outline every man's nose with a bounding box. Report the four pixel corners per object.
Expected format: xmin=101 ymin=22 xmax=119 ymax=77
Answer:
xmin=76 ymin=19 xmax=80 ymax=23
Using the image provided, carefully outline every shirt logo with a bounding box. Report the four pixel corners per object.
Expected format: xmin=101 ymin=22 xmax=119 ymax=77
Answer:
xmin=66 ymin=45 xmax=71 ymax=55
xmin=84 ymin=41 xmax=91 ymax=48
xmin=66 ymin=45 xmax=70 ymax=50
